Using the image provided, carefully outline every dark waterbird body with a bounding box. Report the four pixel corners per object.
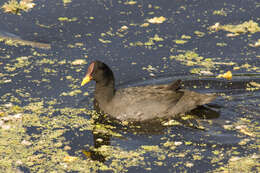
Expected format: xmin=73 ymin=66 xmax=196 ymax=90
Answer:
xmin=81 ymin=61 xmax=217 ymax=122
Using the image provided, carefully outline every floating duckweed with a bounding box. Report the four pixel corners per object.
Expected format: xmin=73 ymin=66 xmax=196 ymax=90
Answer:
xmin=213 ymin=9 xmax=227 ymax=16
xmin=152 ymin=34 xmax=164 ymax=42
xmin=140 ymin=23 xmax=149 ymax=27
xmin=155 ymin=161 xmax=163 ymax=166
xmin=216 ymin=42 xmax=227 ymax=47
xmin=194 ymin=31 xmax=205 ymax=37
xmin=181 ymin=35 xmax=191 ymax=39
xmin=71 ymin=59 xmax=86 ymax=65
xmin=0 ymin=36 xmax=50 ymax=49
xmin=124 ymin=1 xmax=137 ymax=5
xmin=249 ymin=82 xmax=260 ymax=88
xmin=249 ymin=39 xmax=260 ymax=47
xmin=209 ymin=20 xmax=260 ymax=35
xmin=147 ymin=16 xmax=166 ymax=24
xmin=213 ymin=155 xmax=259 ymax=172
xmin=141 ymin=145 xmax=160 ymax=151
xmin=36 ymin=58 xmax=55 ymax=65
xmin=60 ymin=89 xmax=82 ymax=96
xmin=2 ymin=0 xmax=35 ymax=15
xmin=144 ymin=39 xmax=154 ymax=46
xmin=63 ymin=0 xmax=72 ymax=6
xmin=142 ymin=65 xmax=158 ymax=72
xmin=0 ymin=1 xmax=259 ymax=172
xmin=58 ymin=17 xmax=77 ymax=22
xmin=217 ymin=71 xmax=232 ymax=80
xmin=98 ymin=38 xmax=111 ymax=44
xmin=185 ymin=162 xmax=194 ymax=168
xmin=169 ymin=51 xmax=212 ymax=71
xmin=174 ymin=40 xmax=187 ymax=44
xmin=43 ymin=68 xmax=57 ymax=73
xmin=185 ymin=141 xmax=192 ymax=145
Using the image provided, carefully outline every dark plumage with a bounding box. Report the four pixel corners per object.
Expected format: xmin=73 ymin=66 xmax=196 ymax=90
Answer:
xmin=81 ymin=61 xmax=217 ymax=122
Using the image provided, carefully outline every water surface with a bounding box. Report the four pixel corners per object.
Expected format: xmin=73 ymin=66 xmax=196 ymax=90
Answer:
xmin=0 ymin=0 xmax=259 ymax=172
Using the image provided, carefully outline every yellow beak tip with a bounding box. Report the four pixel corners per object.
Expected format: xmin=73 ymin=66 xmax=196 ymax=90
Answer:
xmin=81 ymin=76 xmax=91 ymax=86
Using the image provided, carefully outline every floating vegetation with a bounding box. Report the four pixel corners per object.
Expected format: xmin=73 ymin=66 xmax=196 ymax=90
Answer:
xmin=213 ymin=155 xmax=259 ymax=172
xmin=147 ymin=16 xmax=166 ymax=24
xmin=209 ymin=20 xmax=260 ymax=36
xmin=217 ymin=71 xmax=232 ymax=80
xmin=194 ymin=30 xmax=205 ymax=37
xmin=1 ymin=0 xmax=35 ymax=15
xmin=216 ymin=42 xmax=227 ymax=47
xmin=71 ymin=59 xmax=87 ymax=66
xmin=63 ymin=155 xmax=78 ymax=162
xmin=0 ymin=36 xmax=51 ymax=49
xmin=181 ymin=35 xmax=191 ymax=39
xmin=140 ymin=23 xmax=150 ymax=27
xmin=173 ymin=35 xmax=191 ymax=45
xmin=170 ymin=51 xmax=214 ymax=73
xmin=249 ymin=39 xmax=260 ymax=47
xmin=213 ymin=9 xmax=227 ymax=16
xmin=129 ymin=34 xmax=164 ymax=48
xmin=174 ymin=39 xmax=187 ymax=44
xmin=124 ymin=1 xmax=137 ymax=5
xmin=247 ymin=82 xmax=260 ymax=91
xmin=249 ymin=82 xmax=260 ymax=88
xmin=98 ymin=38 xmax=111 ymax=44
xmin=0 ymin=0 xmax=259 ymax=172
xmin=63 ymin=0 xmax=72 ymax=6
xmin=169 ymin=51 xmax=238 ymax=75
xmin=118 ymin=25 xmax=128 ymax=32
xmin=58 ymin=17 xmax=78 ymax=22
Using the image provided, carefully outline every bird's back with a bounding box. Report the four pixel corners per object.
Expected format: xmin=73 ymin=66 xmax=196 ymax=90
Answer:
xmin=96 ymin=80 xmax=216 ymax=122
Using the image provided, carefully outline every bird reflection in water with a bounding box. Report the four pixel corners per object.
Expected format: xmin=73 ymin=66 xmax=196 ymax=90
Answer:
xmin=82 ymin=103 xmax=220 ymax=162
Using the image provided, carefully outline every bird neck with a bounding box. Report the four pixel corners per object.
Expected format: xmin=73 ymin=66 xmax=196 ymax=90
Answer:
xmin=94 ymin=78 xmax=115 ymax=104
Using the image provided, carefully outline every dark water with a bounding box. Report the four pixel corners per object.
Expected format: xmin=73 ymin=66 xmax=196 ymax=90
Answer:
xmin=0 ymin=0 xmax=259 ymax=172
